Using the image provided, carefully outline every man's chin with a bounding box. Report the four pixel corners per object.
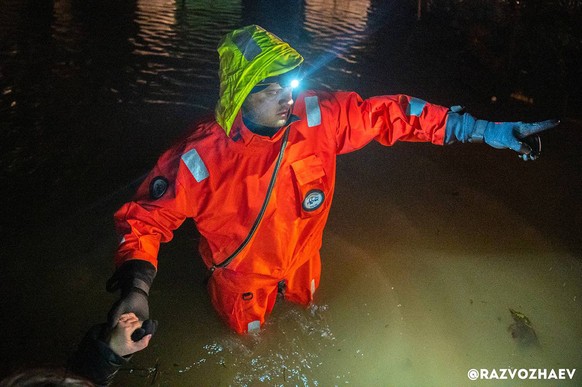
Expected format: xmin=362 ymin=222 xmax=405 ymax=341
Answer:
xmin=275 ymin=113 xmax=290 ymax=127
xmin=265 ymin=118 xmax=286 ymax=128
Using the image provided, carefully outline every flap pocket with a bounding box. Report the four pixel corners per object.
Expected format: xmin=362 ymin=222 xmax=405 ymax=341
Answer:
xmin=291 ymin=155 xmax=325 ymax=185
xmin=290 ymin=155 xmax=328 ymax=218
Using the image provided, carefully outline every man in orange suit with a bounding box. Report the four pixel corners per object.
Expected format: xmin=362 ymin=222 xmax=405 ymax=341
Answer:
xmin=106 ymin=25 xmax=557 ymax=334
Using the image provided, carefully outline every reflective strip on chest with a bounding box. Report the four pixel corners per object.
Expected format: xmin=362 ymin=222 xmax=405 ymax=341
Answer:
xmin=406 ymin=97 xmax=426 ymax=117
xmin=181 ymin=148 xmax=209 ymax=182
xmin=304 ymin=96 xmax=321 ymax=127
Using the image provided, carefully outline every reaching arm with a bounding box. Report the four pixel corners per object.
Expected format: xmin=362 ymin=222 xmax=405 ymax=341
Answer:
xmin=107 ymin=143 xmax=197 ymax=327
xmin=317 ymin=92 xmax=450 ymax=154
xmin=68 ymin=314 xmax=156 ymax=387
xmin=321 ymin=92 xmax=558 ymax=160
xmin=113 ymin=146 xmax=194 ymax=268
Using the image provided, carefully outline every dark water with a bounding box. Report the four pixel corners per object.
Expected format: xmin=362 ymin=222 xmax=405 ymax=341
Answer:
xmin=1 ymin=0 xmax=581 ymax=385
xmin=1 ymin=0 xmax=581 ymax=232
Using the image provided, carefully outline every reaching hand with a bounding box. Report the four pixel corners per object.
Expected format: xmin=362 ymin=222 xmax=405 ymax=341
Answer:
xmin=107 ymin=288 xmax=149 ymax=328
xmin=108 ymin=313 xmax=155 ymax=357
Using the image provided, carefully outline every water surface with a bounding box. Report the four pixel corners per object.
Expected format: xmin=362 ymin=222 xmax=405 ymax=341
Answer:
xmin=1 ymin=0 xmax=581 ymax=385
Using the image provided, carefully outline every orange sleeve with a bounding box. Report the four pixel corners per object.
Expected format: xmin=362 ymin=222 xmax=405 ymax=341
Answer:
xmin=325 ymin=92 xmax=449 ymax=154
xmin=113 ymin=147 xmax=196 ymax=269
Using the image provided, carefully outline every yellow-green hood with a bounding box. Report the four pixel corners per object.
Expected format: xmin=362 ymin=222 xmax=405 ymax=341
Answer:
xmin=215 ymin=25 xmax=304 ymax=135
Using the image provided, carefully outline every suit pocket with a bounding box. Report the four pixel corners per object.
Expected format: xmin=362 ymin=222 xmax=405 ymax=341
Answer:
xmin=290 ymin=154 xmax=329 ymax=218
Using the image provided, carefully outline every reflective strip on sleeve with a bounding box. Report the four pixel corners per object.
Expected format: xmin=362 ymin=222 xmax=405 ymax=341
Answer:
xmin=406 ymin=97 xmax=427 ymax=117
xmin=232 ymin=29 xmax=262 ymax=62
xmin=305 ymin=96 xmax=321 ymax=127
xmin=181 ymin=148 xmax=209 ymax=182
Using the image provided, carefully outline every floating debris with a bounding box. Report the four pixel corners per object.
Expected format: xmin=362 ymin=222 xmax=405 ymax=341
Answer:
xmin=508 ymin=308 xmax=540 ymax=348
xmin=151 ymin=358 xmax=160 ymax=385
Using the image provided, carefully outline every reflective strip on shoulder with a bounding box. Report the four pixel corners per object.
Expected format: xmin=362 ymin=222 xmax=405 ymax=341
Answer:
xmin=406 ymin=97 xmax=427 ymax=117
xmin=305 ymin=96 xmax=321 ymax=127
xmin=181 ymin=148 xmax=209 ymax=182
xmin=232 ymin=29 xmax=262 ymax=62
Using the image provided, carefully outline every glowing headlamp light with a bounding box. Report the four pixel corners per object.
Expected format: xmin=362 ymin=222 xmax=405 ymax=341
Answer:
xmin=251 ymin=67 xmax=303 ymax=93
xmin=279 ymin=67 xmax=302 ymax=89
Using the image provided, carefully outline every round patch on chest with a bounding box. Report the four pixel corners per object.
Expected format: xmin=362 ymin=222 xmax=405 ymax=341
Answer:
xmin=149 ymin=176 xmax=169 ymax=200
xmin=302 ymin=189 xmax=325 ymax=212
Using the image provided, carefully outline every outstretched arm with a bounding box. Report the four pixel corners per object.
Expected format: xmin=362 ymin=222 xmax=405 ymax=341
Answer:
xmin=317 ymin=92 xmax=450 ymax=154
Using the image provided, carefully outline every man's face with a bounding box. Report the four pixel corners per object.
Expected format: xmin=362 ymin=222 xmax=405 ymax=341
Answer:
xmin=242 ymin=83 xmax=294 ymax=128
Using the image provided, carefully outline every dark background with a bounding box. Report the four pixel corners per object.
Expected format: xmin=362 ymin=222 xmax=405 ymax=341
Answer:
xmin=1 ymin=0 xmax=581 ymax=383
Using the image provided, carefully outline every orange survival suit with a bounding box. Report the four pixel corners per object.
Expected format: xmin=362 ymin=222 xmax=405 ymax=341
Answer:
xmin=113 ymin=90 xmax=449 ymax=333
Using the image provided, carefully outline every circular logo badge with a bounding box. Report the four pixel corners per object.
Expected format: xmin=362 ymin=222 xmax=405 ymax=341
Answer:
xmin=302 ymin=189 xmax=325 ymax=212
xmin=149 ymin=176 xmax=169 ymax=200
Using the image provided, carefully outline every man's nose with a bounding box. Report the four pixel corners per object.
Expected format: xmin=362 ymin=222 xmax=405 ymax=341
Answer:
xmin=279 ymin=88 xmax=294 ymax=105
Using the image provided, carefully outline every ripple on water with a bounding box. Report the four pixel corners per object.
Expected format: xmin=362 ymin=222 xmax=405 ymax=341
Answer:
xmin=176 ymin=303 xmax=350 ymax=386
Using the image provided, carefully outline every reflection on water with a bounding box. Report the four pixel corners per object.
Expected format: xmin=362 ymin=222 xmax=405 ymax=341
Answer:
xmin=172 ymin=304 xmax=337 ymax=385
xmin=1 ymin=0 xmax=581 ymax=385
xmin=131 ymin=0 xmax=241 ymax=106
xmin=304 ymin=0 xmax=370 ymax=63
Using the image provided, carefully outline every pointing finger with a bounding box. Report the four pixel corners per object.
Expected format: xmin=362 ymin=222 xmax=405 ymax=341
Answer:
xmin=515 ymin=119 xmax=559 ymax=138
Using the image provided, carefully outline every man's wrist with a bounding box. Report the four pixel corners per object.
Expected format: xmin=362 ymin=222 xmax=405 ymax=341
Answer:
xmin=129 ymin=278 xmax=151 ymax=296
xmin=469 ymin=119 xmax=488 ymax=143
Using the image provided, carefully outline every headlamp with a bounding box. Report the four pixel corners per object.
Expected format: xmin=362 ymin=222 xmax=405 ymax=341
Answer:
xmin=251 ymin=67 xmax=303 ymax=93
xmin=278 ymin=67 xmax=302 ymax=89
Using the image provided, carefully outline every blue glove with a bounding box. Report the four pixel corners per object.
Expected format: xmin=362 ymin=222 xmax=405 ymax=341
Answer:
xmin=445 ymin=106 xmax=559 ymax=160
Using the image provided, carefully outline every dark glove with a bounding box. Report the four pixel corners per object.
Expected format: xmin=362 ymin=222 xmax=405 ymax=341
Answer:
xmin=106 ymin=260 xmax=156 ymax=328
xmin=131 ymin=318 xmax=159 ymax=342
xmin=445 ymin=106 xmax=559 ymax=160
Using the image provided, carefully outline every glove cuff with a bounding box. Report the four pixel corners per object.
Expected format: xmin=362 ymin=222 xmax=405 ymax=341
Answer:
xmin=470 ymin=120 xmax=488 ymax=143
xmin=130 ymin=278 xmax=152 ymax=297
xmin=445 ymin=106 xmax=476 ymax=144
xmin=106 ymin=260 xmax=156 ymax=295
xmin=445 ymin=108 xmax=493 ymax=145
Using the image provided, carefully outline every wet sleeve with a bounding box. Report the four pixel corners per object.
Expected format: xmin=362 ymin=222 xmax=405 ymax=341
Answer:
xmin=328 ymin=92 xmax=449 ymax=154
xmin=67 ymin=324 xmax=130 ymax=387
xmin=113 ymin=147 xmax=196 ymax=269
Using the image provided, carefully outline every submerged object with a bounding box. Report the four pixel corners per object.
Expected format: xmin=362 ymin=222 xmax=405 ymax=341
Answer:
xmin=508 ymin=308 xmax=540 ymax=348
